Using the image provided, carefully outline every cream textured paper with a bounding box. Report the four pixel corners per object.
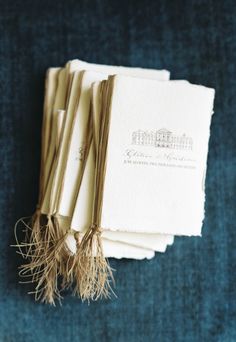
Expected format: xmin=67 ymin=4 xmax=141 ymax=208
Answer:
xmin=68 ymin=59 xmax=170 ymax=81
xmin=56 ymin=217 xmax=155 ymax=260
xmin=100 ymin=76 xmax=215 ymax=236
xmin=66 ymin=233 xmax=155 ymax=260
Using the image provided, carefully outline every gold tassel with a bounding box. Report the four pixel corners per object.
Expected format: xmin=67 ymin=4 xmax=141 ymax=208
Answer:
xmin=77 ymin=224 xmax=114 ymax=301
xmin=15 ymin=213 xmax=70 ymax=305
xmin=14 ymin=212 xmax=115 ymax=303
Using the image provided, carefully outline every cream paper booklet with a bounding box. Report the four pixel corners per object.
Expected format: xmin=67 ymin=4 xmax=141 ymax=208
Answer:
xmin=92 ymin=76 xmax=215 ymax=236
xmin=70 ymin=76 xmax=214 ymax=301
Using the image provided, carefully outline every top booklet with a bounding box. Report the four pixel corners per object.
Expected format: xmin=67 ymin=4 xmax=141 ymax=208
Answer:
xmin=94 ymin=76 xmax=215 ymax=236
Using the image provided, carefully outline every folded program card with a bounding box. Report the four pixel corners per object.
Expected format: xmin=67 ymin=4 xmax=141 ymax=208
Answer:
xmin=95 ymin=76 xmax=215 ymax=236
xmin=66 ymin=76 xmax=214 ymax=302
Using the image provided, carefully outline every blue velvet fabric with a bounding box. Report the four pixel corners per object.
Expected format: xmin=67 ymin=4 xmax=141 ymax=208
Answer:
xmin=0 ymin=0 xmax=236 ymax=341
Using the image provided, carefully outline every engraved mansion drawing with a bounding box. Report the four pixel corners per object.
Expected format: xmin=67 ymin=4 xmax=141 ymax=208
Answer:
xmin=132 ymin=128 xmax=193 ymax=150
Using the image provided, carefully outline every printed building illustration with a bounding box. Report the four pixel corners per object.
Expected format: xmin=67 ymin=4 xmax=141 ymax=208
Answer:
xmin=132 ymin=128 xmax=193 ymax=150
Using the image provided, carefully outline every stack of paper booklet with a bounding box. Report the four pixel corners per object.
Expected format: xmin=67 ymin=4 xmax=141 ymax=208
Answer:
xmin=15 ymin=59 xmax=215 ymax=304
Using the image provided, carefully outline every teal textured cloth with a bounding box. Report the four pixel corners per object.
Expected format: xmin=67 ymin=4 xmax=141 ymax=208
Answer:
xmin=0 ymin=0 xmax=235 ymax=341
